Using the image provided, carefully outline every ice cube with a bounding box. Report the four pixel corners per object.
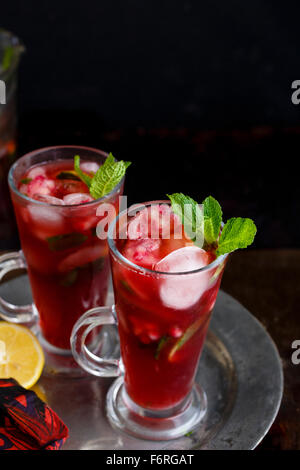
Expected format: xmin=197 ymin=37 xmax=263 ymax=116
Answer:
xmin=123 ymin=238 xmax=161 ymax=269
xmin=72 ymin=214 xmax=99 ymax=232
xmin=58 ymin=243 xmax=108 ymax=272
xmin=127 ymin=207 xmax=149 ymax=239
xmin=127 ymin=204 xmax=180 ymax=240
xmin=80 ymin=162 xmax=100 ymax=174
xmin=26 ymin=175 xmax=55 ymax=198
xmin=32 ymin=194 xmax=65 ymax=205
xmin=27 ymin=204 xmax=66 ymax=240
xmin=148 ymin=204 xmax=181 ymax=239
xmin=155 ymin=246 xmax=210 ymax=273
xmin=63 ymin=193 xmax=94 ymax=205
xmin=154 ymin=246 xmax=211 ymax=310
xmin=19 ymin=184 xmax=30 ymax=196
xmin=27 ymin=166 xmax=46 ymax=179
xmin=54 ymin=180 xmax=89 ymax=198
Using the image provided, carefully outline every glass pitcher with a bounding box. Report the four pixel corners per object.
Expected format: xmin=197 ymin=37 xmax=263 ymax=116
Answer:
xmin=0 ymin=28 xmax=24 ymax=249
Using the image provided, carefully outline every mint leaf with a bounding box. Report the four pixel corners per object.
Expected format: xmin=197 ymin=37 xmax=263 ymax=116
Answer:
xmin=56 ymin=171 xmax=80 ymax=181
xmin=2 ymin=46 xmax=14 ymax=71
xmin=216 ymin=217 xmax=257 ymax=256
xmin=168 ymin=192 xmax=256 ymax=256
xmin=74 ymin=153 xmax=131 ymax=199
xmin=59 ymin=269 xmax=78 ymax=287
xmin=20 ymin=178 xmax=32 ymax=184
xmin=203 ymin=196 xmax=222 ymax=245
xmin=167 ymin=193 xmax=204 ymax=246
xmin=119 ymin=279 xmax=134 ymax=294
xmin=74 ymin=155 xmax=93 ymax=187
xmin=90 ymin=153 xmax=131 ymax=199
xmin=47 ymin=232 xmax=87 ymax=252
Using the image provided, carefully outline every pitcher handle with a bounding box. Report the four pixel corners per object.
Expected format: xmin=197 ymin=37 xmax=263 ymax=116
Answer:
xmin=70 ymin=305 xmax=121 ymax=377
xmin=0 ymin=251 xmax=37 ymax=323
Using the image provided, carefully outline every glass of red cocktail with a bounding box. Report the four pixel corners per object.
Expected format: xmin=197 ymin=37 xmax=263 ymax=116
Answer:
xmin=0 ymin=145 xmax=124 ymax=375
xmin=71 ymin=201 xmax=228 ymax=439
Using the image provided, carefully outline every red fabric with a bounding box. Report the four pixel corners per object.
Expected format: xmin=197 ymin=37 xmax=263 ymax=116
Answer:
xmin=0 ymin=378 xmax=69 ymax=450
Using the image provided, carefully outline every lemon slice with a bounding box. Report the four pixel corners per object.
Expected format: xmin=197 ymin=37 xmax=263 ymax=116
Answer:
xmin=0 ymin=322 xmax=45 ymax=389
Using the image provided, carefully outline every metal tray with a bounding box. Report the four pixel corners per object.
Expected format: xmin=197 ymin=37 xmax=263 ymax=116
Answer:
xmin=0 ymin=275 xmax=283 ymax=450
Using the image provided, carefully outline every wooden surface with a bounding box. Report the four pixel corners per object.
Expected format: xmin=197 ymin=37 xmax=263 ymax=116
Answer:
xmin=221 ymin=249 xmax=300 ymax=450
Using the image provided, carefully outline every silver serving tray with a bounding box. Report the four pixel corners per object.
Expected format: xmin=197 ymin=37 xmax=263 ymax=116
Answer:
xmin=0 ymin=275 xmax=283 ymax=450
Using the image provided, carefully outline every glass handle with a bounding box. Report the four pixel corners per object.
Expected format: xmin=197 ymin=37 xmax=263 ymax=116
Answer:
xmin=0 ymin=250 xmax=38 ymax=324
xmin=70 ymin=306 xmax=121 ymax=377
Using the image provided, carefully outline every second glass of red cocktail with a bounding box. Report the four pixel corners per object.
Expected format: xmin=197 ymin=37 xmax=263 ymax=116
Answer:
xmin=0 ymin=146 xmax=125 ymax=375
xmin=71 ymin=201 xmax=228 ymax=439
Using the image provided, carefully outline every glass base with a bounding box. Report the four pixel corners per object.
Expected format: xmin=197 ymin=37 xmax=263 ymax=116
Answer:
xmin=33 ymin=324 xmax=120 ymax=379
xmin=106 ymin=377 xmax=207 ymax=441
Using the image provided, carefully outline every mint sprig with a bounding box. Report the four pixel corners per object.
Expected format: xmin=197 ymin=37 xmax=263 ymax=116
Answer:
xmin=166 ymin=192 xmax=204 ymax=246
xmin=203 ymin=195 xmax=222 ymax=245
xmin=90 ymin=153 xmax=131 ymax=199
xmin=216 ymin=217 xmax=257 ymax=256
xmin=47 ymin=232 xmax=87 ymax=252
xmin=1 ymin=45 xmax=14 ymax=71
xmin=74 ymin=155 xmax=93 ymax=188
xmin=167 ymin=193 xmax=256 ymax=256
xmin=74 ymin=153 xmax=131 ymax=199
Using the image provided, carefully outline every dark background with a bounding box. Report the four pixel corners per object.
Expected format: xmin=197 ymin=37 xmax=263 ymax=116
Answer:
xmin=1 ymin=2 xmax=300 ymax=451
xmin=2 ymin=0 xmax=300 ymax=247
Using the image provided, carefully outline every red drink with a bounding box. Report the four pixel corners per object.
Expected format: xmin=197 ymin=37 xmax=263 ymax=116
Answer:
xmin=9 ymin=148 xmax=123 ymax=350
xmin=0 ymin=139 xmax=17 ymax=247
xmin=71 ymin=197 xmax=254 ymax=439
xmin=111 ymin=203 xmax=227 ymax=410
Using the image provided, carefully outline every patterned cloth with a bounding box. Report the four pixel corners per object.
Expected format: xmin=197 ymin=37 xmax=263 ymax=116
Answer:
xmin=0 ymin=378 xmax=69 ymax=450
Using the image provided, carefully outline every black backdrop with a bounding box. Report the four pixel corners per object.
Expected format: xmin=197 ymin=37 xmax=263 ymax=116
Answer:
xmin=2 ymin=0 xmax=300 ymax=248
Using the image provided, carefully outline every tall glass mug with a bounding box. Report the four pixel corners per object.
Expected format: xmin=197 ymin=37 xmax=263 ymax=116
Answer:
xmin=71 ymin=201 xmax=228 ymax=440
xmin=0 ymin=146 xmax=124 ymax=375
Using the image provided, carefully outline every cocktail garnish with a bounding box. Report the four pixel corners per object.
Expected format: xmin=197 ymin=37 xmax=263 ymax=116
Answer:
xmin=203 ymin=195 xmax=222 ymax=246
xmin=167 ymin=193 xmax=204 ymax=246
xmin=1 ymin=45 xmax=14 ymax=71
xmin=59 ymin=269 xmax=78 ymax=287
xmin=47 ymin=232 xmax=88 ymax=252
xmin=215 ymin=217 xmax=257 ymax=256
xmin=167 ymin=193 xmax=256 ymax=256
xmin=74 ymin=155 xmax=93 ymax=187
xmin=74 ymin=153 xmax=131 ymax=199
xmin=56 ymin=171 xmax=81 ymax=181
xmin=120 ymin=279 xmax=134 ymax=294
xmin=20 ymin=178 xmax=32 ymax=184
